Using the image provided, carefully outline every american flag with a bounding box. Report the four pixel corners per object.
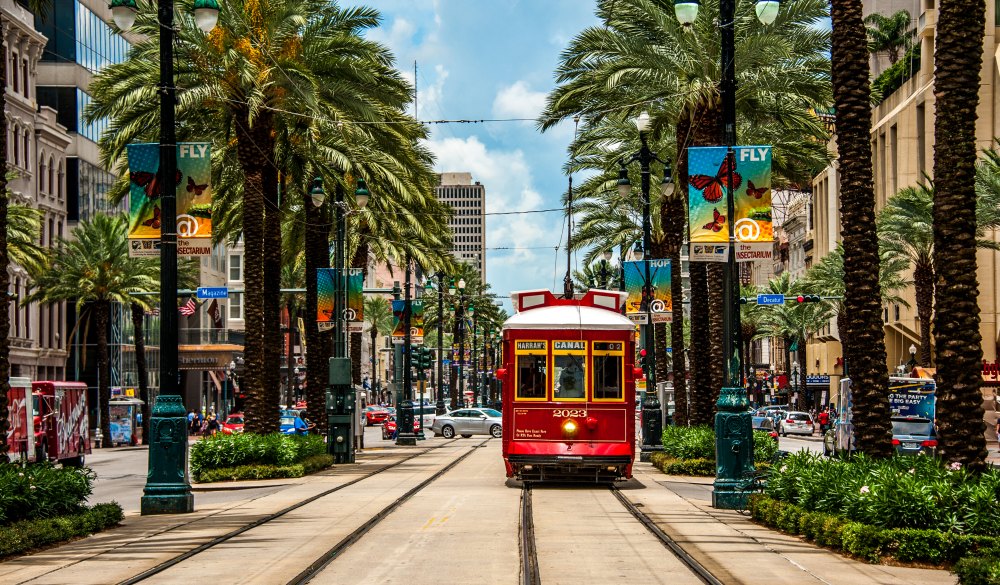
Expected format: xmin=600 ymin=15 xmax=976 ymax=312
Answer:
xmin=179 ymin=298 xmax=197 ymax=316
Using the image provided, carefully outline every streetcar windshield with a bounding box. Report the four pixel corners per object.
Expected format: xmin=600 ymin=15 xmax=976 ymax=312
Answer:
xmin=593 ymin=354 xmax=623 ymax=400
xmin=516 ymin=354 xmax=547 ymax=400
xmin=553 ymin=354 xmax=586 ymax=400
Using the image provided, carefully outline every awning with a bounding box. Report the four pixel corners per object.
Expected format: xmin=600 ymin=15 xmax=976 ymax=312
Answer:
xmin=208 ymin=370 xmax=223 ymax=393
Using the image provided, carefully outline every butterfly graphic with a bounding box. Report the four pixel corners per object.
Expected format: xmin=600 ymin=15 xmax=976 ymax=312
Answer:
xmin=746 ymin=180 xmax=767 ymax=199
xmin=142 ymin=206 xmax=162 ymax=230
xmin=130 ymin=170 xmax=183 ymax=200
xmin=690 ymin=155 xmax=742 ymax=203
xmin=702 ymin=208 xmax=725 ymax=232
xmin=186 ymin=176 xmax=208 ymax=196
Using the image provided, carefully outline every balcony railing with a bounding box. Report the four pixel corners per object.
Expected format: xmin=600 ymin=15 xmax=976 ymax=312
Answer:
xmin=177 ymin=328 xmax=245 ymax=345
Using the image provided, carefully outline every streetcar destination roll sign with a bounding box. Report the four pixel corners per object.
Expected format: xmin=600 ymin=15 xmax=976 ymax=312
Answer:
xmin=554 ymin=341 xmax=585 ymax=350
xmin=517 ymin=341 xmax=546 ymax=350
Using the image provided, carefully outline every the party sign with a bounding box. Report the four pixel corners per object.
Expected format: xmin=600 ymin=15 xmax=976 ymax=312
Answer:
xmin=317 ymin=268 xmax=363 ymax=331
xmin=623 ymin=259 xmax=671 ymax=317
xmin=392 ymin=300 xmax=424 ymax=339
xmin=127 ymin=143 xmax=213 ymax=257
xmin=688 ymin=146 xmax=772 ymax=248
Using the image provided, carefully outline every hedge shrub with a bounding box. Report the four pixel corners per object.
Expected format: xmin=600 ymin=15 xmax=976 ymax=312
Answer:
xmin=750 ymin=495 xmax=1000 ymax=565
xmin=872 ymin=44 xmax=921 ymax=102
xmin=955 ymin=558 xmax=1000 ymax=585
xmin=195 ymin=454 xmax=335 ymax=483
xmin=190 ymin=433 xmax=326 ymax=481
xmin=0 ymin=503 xmax=123 ymax=559
xmin=766 ymin=451 xmax=1000 ymax=535
xmin=649 ymin=452 xmax=715 ymax=476
xmin=0 ymin=463 xmax=94 ymax=525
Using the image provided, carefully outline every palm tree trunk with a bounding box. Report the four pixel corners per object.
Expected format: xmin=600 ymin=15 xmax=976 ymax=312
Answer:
xmin=830 ymin=0 xmax=892 ymax=457
xmin=0 ymin=19 xmax=10 ymax=456
xmin=669 ymin=115 xmax=691 ymax=426
xmin=95 ymin=301 xmax=112 ymax=445
xmin=688 ymin=262 xmax=712 ymax=426
xmin=913 ymin=259 xmax=934 ymax=366
xmin=304 ymin=190 xmax=331 ymax=432
xmin=235 ymin=111 xmax=278 ymax=434
xmin=707 ymin=263 xmax=726 ymax=401
xmin=370 ymin=327 xmax=379 ymax=398
xmin=286 ymin=300 xmax=295 ymax=407
xmin=264 ymin=180 xmax=282 ymax=412
xmin=130 ymin=303 xmax=150 ymax=444
xmin=932 ymin=0 xmax=988 ymax=471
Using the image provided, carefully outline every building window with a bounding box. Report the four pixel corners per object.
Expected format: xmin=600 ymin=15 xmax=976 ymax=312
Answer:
xmin=229 ymin=293 xmax=243 ymax=320
xmin=21 ymin=58 xmax=28 ymax=97
xmin=39 ymin=159 xmax=47 ymax=194
xmin=229 ymin=255 xmax=242 ymax=281
xmin=11 ymin=53 xmax=18 ymax=93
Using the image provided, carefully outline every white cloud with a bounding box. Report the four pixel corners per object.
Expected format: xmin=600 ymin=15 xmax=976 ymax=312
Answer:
xmin=492 ymin=81 xmax=547 ymax=121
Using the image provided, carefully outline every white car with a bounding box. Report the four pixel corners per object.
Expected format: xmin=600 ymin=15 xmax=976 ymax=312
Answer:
xmin=431 ymin=408 xmax=502 ymax=439
xmin=778 ymin=411 xmax=815 ymax=436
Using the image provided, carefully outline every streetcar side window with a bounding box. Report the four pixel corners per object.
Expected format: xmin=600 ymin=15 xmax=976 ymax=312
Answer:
xmin=593 ymin=354 xmax=623 ymax=400
xmin=516 ymin=355 xmax=548 ymax=400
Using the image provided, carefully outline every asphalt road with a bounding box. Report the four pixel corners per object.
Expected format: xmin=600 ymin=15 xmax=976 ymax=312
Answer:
xmin=87 ymin=424 xmax=388 ymax=513
xmin=778 ymin=433 xmax=824 ymax=455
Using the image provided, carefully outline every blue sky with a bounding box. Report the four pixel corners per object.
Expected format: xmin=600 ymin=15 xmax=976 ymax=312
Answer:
xmin=366 ymin=1 xmax=601 ymax=311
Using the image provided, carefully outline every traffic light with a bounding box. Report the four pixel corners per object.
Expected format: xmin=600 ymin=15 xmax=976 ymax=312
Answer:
xmin=796 ymin=294 xmax=821 ymax=303
xmin=638 ymin=348 xmax=648 ymax=372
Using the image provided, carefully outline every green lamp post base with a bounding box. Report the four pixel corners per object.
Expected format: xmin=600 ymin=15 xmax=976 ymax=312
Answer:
xmin=140 ymin=395 xmax=194 ymax=515
xmin=712 ymin=386 xmax=754 ymax=510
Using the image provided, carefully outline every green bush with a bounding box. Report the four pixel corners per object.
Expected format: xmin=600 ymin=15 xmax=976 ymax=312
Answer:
xmin=0 ymin=463 xmax=94 ymax=525
xmin=765 ymin=451 xmax=1000 ymax=536
xmin=750 ymin=495 xmax=1000 ymax=566
xmin=659 ymin=425 xmax=779 ymax=465
xmin=872 ymin=44 xmax=921 ymax=102
xmin=190 ymin=433 xmax=326 ymax=478
xmin=194 ymin=454 xmax=334 ymax=483
xmin=0 ymin=502 xmax=122 ymax=559
xmin=955 ymin=557 xmax=1000 ymax=585
xmin=649 ymin=451 xmax=716 ymax=476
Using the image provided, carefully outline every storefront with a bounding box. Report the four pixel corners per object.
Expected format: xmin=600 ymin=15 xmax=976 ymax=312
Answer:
xmin=179 ymin=344 xmax=243 ymax=417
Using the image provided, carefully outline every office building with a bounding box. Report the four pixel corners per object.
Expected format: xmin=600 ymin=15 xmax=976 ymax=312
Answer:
xmin=437 ymin=172 xmax=486 ymax=280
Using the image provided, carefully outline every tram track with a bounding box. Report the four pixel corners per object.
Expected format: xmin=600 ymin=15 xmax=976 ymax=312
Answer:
xmin=286 ymin=439 xmax=490 ymax=585
xmin=609 ymin=485 xmax=724 ymax=585
xmin=519 ymin=484 xmax=541 ymax=585
xmin=115 ymin=439 xmax=462 ymax=585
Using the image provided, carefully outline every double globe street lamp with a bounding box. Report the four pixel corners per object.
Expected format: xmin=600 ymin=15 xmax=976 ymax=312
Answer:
xmin=112 ymin=0 xmax=219 ymax=516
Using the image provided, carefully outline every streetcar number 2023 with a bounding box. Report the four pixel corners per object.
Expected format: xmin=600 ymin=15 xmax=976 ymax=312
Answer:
xmin=552 ymin=409 xmax=587 ymax=418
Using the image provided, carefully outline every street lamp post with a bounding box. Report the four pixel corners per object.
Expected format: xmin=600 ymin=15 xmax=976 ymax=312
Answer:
xmin=453 ymin=279 xmax=467 ymax=409
xmin=674 ymin=0 xmax=779 ymax=510
xmin=906 ymin=344 xmax=918 ymax=373
xmin=113 ymin=0 xmax=219 ymax=516
xmin=396 ymin=258 xmax=417 ymax=446
xmin=617 ymin=111 xmax=671 ymax=461
xmin=470 ymin=303 xmax=478 ymax=406
xmin=425 ymin=273 xmax=448 ymax=415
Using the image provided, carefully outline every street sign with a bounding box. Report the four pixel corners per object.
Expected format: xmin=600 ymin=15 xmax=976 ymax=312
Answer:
xmin=757 ymin=293 xmax=785 ymax=306
xmin=197 ymin=286 xmax=228 ymax=299
xmin=628 ymin=314 xmax=648 ymax=325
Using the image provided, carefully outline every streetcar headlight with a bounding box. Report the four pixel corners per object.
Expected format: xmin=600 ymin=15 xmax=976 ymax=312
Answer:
xmin=562 ymin=419 xmax=579 ymax=439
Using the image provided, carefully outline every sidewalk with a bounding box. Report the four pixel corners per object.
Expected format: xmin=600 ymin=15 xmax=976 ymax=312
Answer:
xmin=629 ymin=462 xmax=956 ymax=585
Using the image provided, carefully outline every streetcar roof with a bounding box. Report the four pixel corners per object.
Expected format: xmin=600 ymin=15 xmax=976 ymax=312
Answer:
xmin=503 ymin=289 xmax=635 ymax=331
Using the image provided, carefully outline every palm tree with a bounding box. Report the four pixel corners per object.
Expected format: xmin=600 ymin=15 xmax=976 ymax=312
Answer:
xmin=27 ymin=214 xmax=159 ymax=444
xmin=0 ymin=0 xmax=51 ymax=457
xmin=543 ymin=0 xmax=831 ymax=425
xmin=830 ymin=0 xmax=893 ymax=457
xmin=89 ymin=2 xmax=426 ymax=433
xmin=864 ymin=10 xmax=914 ymax=64
xmin=572 ymin=260 xmax=619 ymax=292
xmin=363 ymin=295 xmax=393 ymax=400
xmin=877 ymin=176 xmax=1000 ymax=367
xmin=931 ymin=0 xmax=988 ymax=471
xmin=280 ymin=251 xmax=305 ymax=407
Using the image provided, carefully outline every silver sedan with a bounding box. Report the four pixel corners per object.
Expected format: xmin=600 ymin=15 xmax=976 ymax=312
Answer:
xmin=431 ymin=408 xmax=503 ymax=439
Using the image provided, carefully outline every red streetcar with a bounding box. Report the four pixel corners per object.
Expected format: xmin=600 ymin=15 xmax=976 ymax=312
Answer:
xmin=499 ymin=289 xmax=638 ymax=482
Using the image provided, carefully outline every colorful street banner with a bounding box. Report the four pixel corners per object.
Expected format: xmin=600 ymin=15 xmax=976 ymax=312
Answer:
xmin=317 ymin=268 xmax=363 ymax=331
xmin=623 ymin=259 xmax=672 ymax=316
xmin=688 ymin=145 xmax=772 ymax=249
xmin=126 ymin=143 xmax=213 ymax=257
xmin=391 ymin=300 xmax=424 ymax=339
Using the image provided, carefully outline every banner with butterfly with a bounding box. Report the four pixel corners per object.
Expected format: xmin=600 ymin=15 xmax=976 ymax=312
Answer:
xmin=687 ymin=145 xmax=773 ymax=261
xmin=623 ymin=259 xmax=672 ymax=322
xmin=317 ymin=268 xmax=364 ymax=331
xmin=126 ymin=143 xmax=213 ymax=257
xmin=391 ymin=299 xmax=424 ymax=344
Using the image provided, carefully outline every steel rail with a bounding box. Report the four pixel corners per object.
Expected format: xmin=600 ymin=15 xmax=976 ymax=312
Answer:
xmin=609 ymin=486 xmax=724 ymax=585
xmin=286 ymin=440 xmax=490 ymax=584
xmin=117 ymin=440 xmax=459 ymax=585
xmin=519 ymin=484 xmax=541 ymax=585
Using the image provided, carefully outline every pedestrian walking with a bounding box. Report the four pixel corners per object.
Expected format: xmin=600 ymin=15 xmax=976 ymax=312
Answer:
xmin=206 ymin=415 xmax=220 ymax=436
xmin=818 ymin=408 xmax=830 ymax=434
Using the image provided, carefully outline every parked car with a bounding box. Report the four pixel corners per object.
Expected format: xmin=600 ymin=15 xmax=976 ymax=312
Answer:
xmin=221 ymin=413 xmax=245 ymax=435
xmin=431 ymin=408 xmax=502 ymax=439
xmin=381 ymin=415 xmax=421 ymax=440
xmin=364 ymin=406 xmax=390 ymax=426
xmin=752 ymin=416 xmax=778 ymax=440
xmin=891 ymin=416 xmax=937 ymax=456
xmin=778 ymin=411 xmax=814 ymax=436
